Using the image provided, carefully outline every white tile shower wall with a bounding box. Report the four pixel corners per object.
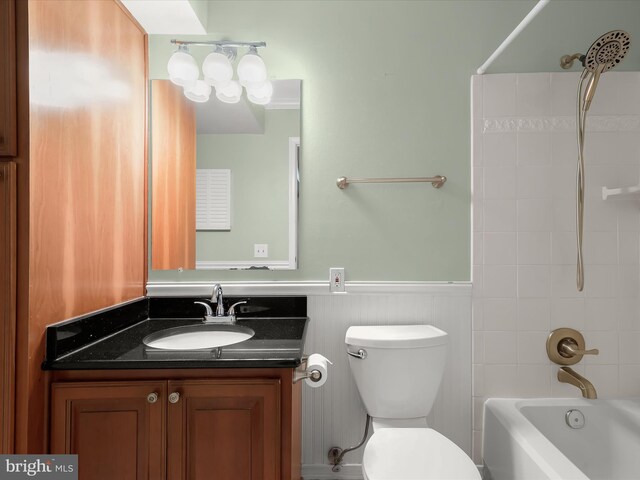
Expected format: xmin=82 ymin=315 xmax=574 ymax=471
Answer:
xmin=472 ymin=72 xmax=640 ymax=463
xmin=301 ymin=289 xmax=471 ymax=475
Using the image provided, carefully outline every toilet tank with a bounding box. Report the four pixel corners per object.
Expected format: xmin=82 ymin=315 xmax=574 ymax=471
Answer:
xmin=345 ymin=325 xmax=448 ymax=419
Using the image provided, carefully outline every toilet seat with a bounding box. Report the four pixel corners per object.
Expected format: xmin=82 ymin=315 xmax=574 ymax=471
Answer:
xmin=362 ymin=428 xmax=480 ymax=480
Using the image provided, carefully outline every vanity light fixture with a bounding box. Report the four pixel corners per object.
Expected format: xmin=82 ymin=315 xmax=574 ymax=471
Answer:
xmin=184 ymin=80 xmax=212 ymax=103
xmin=167 ymin=44 xmax=199 ymax=87
xmin=167 ymin=40 xmax=270 ymax=105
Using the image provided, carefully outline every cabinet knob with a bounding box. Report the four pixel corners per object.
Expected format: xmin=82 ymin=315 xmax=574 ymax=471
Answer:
xmin=147 ymin=392 xmax=159 ymax=404
xmin=168 ymin=392 xmax=180 ymax=404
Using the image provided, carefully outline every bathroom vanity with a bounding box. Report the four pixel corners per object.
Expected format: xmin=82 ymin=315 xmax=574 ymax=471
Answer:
xmin=43 ymin=296 xmax=308 ymax=480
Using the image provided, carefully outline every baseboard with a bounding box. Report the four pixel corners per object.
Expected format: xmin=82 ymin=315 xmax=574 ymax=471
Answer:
xmin=301 ymin=464 xmax=363 ymax=480
xmin=301 ymin=463 xmax=485 ymax=479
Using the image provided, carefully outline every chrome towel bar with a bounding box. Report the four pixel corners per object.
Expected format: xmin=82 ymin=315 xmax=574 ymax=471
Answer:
xmin=336 ymin=175 xmax=446 ymax=189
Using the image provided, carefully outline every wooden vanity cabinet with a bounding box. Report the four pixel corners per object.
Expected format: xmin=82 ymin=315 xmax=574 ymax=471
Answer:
xmin=50 ymin=369 xmax=301 ymax=480
xmin=0 ymin=0 xmax=16 ymax=157
xmin=166 ymin=379 xmax=280 ymax=480
xmin=51 ymin=382 xmax=166 ymax=480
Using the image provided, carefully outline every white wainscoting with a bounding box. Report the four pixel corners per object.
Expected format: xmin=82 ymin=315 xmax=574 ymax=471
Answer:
xmin=301 ymin=286 xmax=472 ymax=476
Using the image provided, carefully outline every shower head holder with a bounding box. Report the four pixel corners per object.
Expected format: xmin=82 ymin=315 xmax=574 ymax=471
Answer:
xmin=560 ymin=53 xmax=583 ymax=70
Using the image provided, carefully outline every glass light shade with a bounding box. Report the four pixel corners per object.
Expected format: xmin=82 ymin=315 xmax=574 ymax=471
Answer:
xmin=202 ymin=51 xmax=233 ymax=86
xmin=246 ymin=80 xmax=273 ymax=105
xmin=215 ymin=80 xmax=242 ymax=104
xmin=237 ymin=49 xmax=267 ymax=86
xmin=184 ymin=80 xmax=211 ymax=103
xmin=167 ymin=50 xmax=199 ymax=87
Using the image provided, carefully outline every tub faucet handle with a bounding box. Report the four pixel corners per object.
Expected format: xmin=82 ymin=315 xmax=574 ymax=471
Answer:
xmin=560 ymin=340 xmax=599 ymax=357
xmin=547 ymin=328 xmax=598 ymax=366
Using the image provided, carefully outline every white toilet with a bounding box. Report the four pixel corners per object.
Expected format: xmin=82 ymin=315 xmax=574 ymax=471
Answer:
xmin=345 ymin=325 xmax=480 ymax=480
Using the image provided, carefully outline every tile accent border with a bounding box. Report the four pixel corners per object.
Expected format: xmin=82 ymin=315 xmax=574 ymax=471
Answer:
xmin=483 ymin=115 xmax=640 ymax=133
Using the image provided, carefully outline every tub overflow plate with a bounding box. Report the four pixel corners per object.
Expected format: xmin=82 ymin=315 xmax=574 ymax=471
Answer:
xmin=565 ymin=409 xmax=585 ymax=429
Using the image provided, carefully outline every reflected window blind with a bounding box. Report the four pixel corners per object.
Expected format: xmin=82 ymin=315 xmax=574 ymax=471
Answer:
xmin=196 ymin=169 xmax=231 ymax=230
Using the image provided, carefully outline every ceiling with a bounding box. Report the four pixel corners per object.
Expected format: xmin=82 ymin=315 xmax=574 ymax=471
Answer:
xmin=120 ymin=0 xmax=206 ymax=34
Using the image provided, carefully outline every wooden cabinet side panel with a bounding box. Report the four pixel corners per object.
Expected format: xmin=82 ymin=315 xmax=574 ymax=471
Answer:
xmin=167 ymin=379 xmax=281 ymax=480
xmin=150 ymin=80 xmax=196 ymax=270
xmin=0 ymin=0 xmax=17 ymax=157
xmin=21 ymin=0 xmax=147 ymax=452
xmin=0 ymin=163 xmax=17 ymax=453
xmin=281 ymin=370 xmax=301 ymax=480
xmin=51 ymin=382 xmax=166 ymax=480
xmin=27 ymin=0 xmax=147 ymax=323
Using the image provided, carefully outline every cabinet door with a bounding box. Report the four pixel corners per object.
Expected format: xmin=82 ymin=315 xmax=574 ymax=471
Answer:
xmin=0 ymin=162 xmax=16 ymax=453
xmin=0 ymin=0 xmax=16 ymax=157
xmin=167 ymin=379 xmax=281 ymax=480
xmin=51 ymin=381 xmax=166 ymax=480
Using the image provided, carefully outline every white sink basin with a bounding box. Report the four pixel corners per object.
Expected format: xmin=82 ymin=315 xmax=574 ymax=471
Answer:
xmin=143 ymin=324 xmax=255 ymax=350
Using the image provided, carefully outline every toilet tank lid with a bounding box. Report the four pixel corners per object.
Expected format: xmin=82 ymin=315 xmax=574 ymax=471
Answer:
xmin=345 ymin=325 xmax=447 ymax=348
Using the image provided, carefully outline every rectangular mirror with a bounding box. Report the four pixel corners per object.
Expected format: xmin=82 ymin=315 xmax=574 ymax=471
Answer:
xmin=150 ymin=79 xmax=300 ymax=271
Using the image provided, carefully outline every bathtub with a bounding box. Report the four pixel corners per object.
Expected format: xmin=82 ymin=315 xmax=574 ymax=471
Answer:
xmin=483 ymin=398 xmax=640 ymax=480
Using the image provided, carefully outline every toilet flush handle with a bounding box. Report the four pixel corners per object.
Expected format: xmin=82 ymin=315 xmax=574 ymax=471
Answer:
xmin=346 ymin=348 xmax=367 ymax=360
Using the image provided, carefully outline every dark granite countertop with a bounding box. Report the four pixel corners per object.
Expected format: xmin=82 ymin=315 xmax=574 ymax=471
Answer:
xmin=43 ymin=296 xmax=309 ymax=370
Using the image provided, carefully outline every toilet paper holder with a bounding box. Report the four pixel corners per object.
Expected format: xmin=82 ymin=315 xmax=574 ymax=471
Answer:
xmin=293 ymin=355 xmax=323 ymax=384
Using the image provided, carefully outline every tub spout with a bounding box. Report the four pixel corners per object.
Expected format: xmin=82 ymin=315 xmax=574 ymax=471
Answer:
xmin=558 ymin=367 xmax=597 ymax=399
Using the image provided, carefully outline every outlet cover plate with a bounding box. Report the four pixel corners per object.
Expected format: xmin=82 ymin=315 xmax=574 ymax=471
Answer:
xmin=330 ymin=267 xmax=345 ymax=292
xmin=254 ymin=244 xmax=268 ymax=258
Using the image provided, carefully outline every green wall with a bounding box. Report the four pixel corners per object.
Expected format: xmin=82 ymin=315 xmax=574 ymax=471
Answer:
xmin=196 ymin=109 xmax=299 ymax=263
xmin=149 ymin=0 xmax=640 ymax=283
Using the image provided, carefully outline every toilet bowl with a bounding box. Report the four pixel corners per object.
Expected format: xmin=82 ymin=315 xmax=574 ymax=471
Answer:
xmin=362 ymin=429 xmax=480 ymax=480
xmin=345 ymin=325 xmax=480 ymax=480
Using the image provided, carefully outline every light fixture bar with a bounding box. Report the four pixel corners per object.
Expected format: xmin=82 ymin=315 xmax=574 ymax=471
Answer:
xmin=171 ymin=39 xmax=266 ymax=48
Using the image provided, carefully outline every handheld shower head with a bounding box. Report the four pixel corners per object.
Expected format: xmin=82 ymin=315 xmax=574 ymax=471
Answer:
xmin=568 ymin=30 xmax=631 ymax=292
xmin=582 ymin=30 xmax=631 ymax=73
xmin=560 ymin=30 xmax=630 ymax=72
xmin=581 ymin=30 xmax=631 ymax=111
xmin=583 ymin=63 xmax=606 ymax=112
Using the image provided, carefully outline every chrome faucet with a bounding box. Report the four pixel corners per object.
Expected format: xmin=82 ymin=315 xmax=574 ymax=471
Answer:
xmin=212 ymin=283 xmax=225 ymax=316
xmin=558 ymin=367 xmax=598 ymax=399
xmin=191 ymin=284 xmax=247 ymax=324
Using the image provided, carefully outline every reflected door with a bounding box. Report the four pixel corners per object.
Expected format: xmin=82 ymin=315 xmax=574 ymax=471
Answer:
xmin=151 ymin=80 xmax=196 ymax=270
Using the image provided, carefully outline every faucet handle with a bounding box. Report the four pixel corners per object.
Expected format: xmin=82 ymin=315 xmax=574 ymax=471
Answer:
xmin=228 ymin=301 xmax=247 ymax=316
xmin=547 ymin=328 xmax=598 ymax=366
xmin=194 ymin=301 xmax=215 ymax=322
xmin=560 ymin=340 xmax=599 ymax=357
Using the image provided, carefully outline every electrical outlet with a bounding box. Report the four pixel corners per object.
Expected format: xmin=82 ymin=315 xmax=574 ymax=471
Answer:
xmin=329 ymin=267 xmax=345 ymax=292
xmin=254 ymin=244 xmax=268 ymax=258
